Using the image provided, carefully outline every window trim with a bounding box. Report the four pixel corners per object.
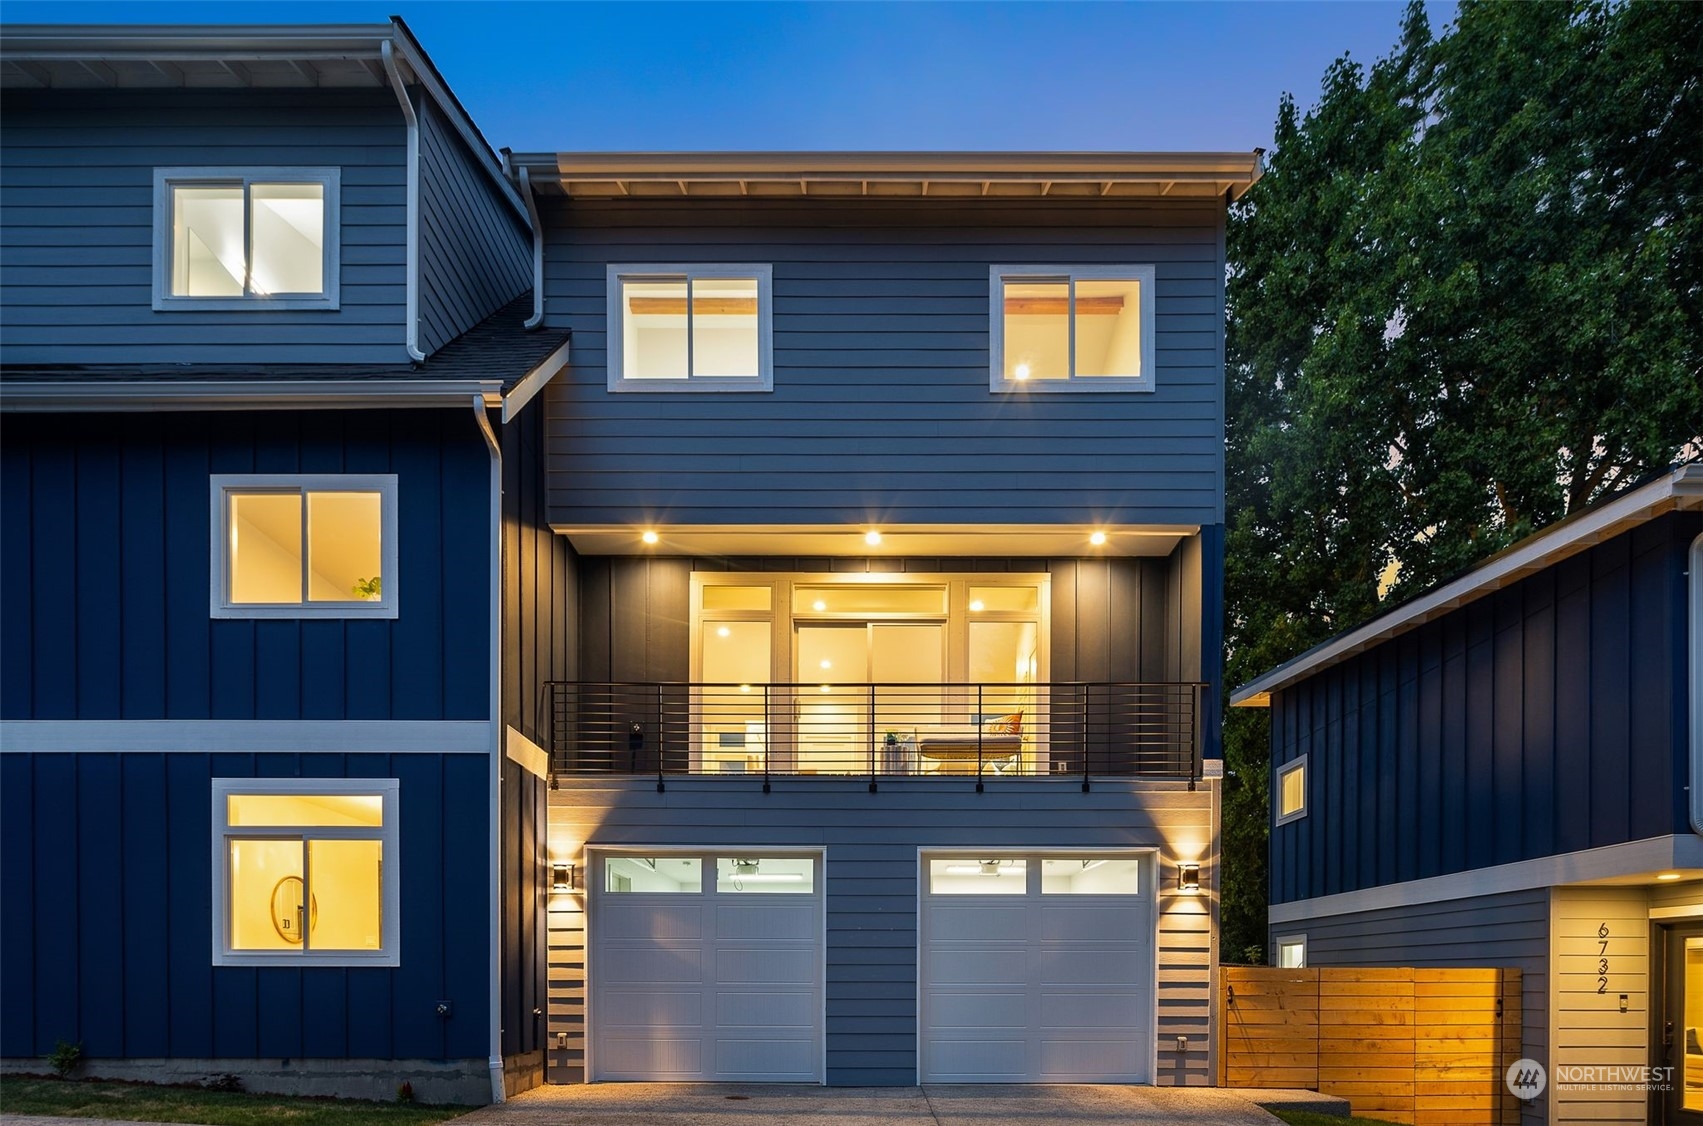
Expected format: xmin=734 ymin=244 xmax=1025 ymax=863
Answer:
xmin=988 ymin=264 xmax=1157 ymax=393
xmin=1275 ymin=752 xmax=1308 ymax=826
xmin=153 ymin=166 xmax=341 ymax=311
xmin=209 ymin=474 xmax=398 ymax=620
xmin=1274 ymin=933 xmax=1308 ymax=968
xmin=210 ymin=777 xmax=400 ymax=967
xmin=605 ymin=263 xmax=774 ymax=392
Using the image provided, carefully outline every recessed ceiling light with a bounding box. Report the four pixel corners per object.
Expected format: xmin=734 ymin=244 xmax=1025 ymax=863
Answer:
xmin=820 ymin=659 xmax=832 ymax=670
xmin=812 ymin=599 xmax=827 ymax=612
xmin=1014 ymin=363 xmax=1031 ymax=381
xmin=641 ymin=530 xmax=659 ymax=545
xmin=716 ymin=626 xmax=731 ymax=638
xmin=969 ymin=600 xmax=985 ymax=612
xmin=1089 ymin=531 xmax=1107 ymax=546
xmin=1657 ymin=872 xmax=1684 ymax=881
xmin=864 ymin=530 xmax=883 ymax=546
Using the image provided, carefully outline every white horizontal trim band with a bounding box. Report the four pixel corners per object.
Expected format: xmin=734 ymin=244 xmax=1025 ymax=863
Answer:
xmin=0 ymin=380 xmax=506 ymax=412
xmin=1268 ymin=834 xmax=1703 ymax=926
xmin=1 ymin=719 xmax=492 ymax=754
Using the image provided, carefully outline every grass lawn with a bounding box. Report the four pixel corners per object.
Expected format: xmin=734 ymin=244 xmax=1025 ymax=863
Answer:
xmin=0 ymin=1076 xmax=473 ymax=1126
xmin=1267 ymin=1110 xmax=1405 ymax=1126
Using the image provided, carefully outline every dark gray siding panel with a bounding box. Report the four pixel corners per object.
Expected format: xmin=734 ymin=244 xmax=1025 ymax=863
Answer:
xmin=1282 ymin=888 xmax=1549 ymax=1126
xmin=548 ymin=778 xmax=1216 ymax=1086
xmin=541 ymin=200 xmax=1226 ymax=528
xmin=0 ymin=89 xmax=405 ymax=363
xmin=1270 ymin=513 xmax=1698 ymax=905
xmin=416 ymin=96 xmax=529 ymax=356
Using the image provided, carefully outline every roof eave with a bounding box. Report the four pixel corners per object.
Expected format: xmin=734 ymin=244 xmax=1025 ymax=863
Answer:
xmin=0 ymin=378 xmax=507 ymax=412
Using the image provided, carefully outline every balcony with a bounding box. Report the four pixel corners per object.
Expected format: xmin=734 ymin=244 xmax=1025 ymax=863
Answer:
xmin=543 ymin=681 xmax=1205 ymax=787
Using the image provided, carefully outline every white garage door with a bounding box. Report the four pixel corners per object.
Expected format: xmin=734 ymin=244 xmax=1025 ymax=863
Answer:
xmin=920 ymin=853 xmax=1155 ymax=1083
xmin=590 ymin=852 xmax=823 ymax=1082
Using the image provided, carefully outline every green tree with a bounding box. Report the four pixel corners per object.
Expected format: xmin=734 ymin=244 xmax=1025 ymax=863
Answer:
xmin=1221 ymin=0 xmax=1703 ymax=964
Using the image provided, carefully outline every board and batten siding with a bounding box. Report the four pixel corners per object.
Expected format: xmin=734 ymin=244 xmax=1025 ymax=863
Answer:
xmin=1284 ymin=888 xmax=1550 ymax=1126
xmin=416 ymin=94 xmax=530 ymax=356
xmin=545 ymin=778 xmax=1217 ymax=1086
xmin=1269 ymin=513 xmax=1699 ymax=906
xmin=1549 ymin=887 xmax=1649 ymax=1126
xmin=540 ymin=199 xmax=1227 ymax=528
xmin=0 ymin=750 xmax=489 ymax=1069
xmin=0 ymin=89 xmax=407 ymax=364
xmin=0 ymin=410 xmax=491 ymax=723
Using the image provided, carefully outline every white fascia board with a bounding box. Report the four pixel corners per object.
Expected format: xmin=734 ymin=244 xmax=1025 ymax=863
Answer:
xmin=3 ymin=719 xmax=491 ymax=754
xmin=501 ymin=337 xmax=570 ymax=424
xmin=1231 ymin=464 xmax=1703 ymax=707
xmin=1 ymin=379 xmax=506 ymax=412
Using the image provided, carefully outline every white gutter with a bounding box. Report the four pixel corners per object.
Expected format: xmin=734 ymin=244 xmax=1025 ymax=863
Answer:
xmin=0 ymin=379 xmax=504 ymax=412
xmin=519 ymin=167 xmax=545 ymax=330
xmin=382 ymin=40 xmax=426 ymax=364
xmin=470 ymin=395 xmax=505 ymax=1104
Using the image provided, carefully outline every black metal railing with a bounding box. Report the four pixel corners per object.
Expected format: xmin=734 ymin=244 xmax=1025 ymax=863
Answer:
xmin=542 ymin=681 xmax=1205 ymax=790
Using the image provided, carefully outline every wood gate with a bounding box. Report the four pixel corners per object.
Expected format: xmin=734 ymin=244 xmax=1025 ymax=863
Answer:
xmin=1218 ymin=966 xmax=1522 ymax=1125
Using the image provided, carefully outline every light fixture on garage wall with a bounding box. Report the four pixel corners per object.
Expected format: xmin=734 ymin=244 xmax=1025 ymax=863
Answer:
xmin=1177 ymin=862 xmax=1200 ymax=894
xmin=552 ymin=862 xmax=576 ymax=892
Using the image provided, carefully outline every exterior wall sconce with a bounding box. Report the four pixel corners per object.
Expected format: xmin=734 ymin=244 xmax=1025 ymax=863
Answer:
xmin=1178 ymin=862 xmax=1200 ymax=894
xmin=552 ymin=862 xmax=575 ymax=892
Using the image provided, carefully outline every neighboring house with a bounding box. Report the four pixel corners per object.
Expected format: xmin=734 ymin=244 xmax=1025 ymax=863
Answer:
xmin=1231 ymin=464 xmax=1703 ymax=1126
xmin=0 ymin=22 xmax=566 ymax=1104
xmin=0 ymin=19 xmax=1264 ymax=1100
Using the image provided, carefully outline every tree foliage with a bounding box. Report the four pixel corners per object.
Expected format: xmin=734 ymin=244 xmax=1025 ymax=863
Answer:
xmin=1220 ymin=0 xmax=1703 ymax=963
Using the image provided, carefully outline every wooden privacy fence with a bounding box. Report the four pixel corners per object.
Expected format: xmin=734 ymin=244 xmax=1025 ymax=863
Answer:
xmin=1219 ymin=966 xmax=1522 ymax=1126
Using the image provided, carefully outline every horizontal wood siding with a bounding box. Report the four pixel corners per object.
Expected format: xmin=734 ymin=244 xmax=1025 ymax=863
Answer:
xmin=1550 ymin=887 xmax=1648 ymax=1126
xmin=573 ymin=553 xmax=1189 ymax=685
xmin=416 ymin=95 xmax=529 ymax=356
xmin=0 ymin=89 xmax=407 ymax=364
xmin=1282 ymin=888 xmax=1550 ymax=1126
xmin=546 ymin=777 xmax=1216 ymax=1086
xmin=1270 ymin=514 xmax=1698 ymax=906
xmin=0 ymin=410 xmax=490 ymax=722
xmin=0 ymin=750 xmax=489 ymax=1061
xmin=541 ymin=199 xmax=1226 ymax=527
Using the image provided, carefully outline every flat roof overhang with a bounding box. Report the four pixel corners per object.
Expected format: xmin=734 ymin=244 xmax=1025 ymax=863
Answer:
xmin=511 ymin=150 xmax=1264 ymax=202
xmin=554 ymin=524 xmax=1197 ymax=558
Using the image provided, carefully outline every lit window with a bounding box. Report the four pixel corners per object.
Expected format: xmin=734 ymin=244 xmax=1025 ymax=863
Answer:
xmin=990 ymin=265 xmax=1156 ymax=391
xmin=603 ymin=856 xmax=703 ymax=893
xmin=212 ymin=779 xmax=398 ymax=966
xmin=210 ymin=475 xmax=397 ymax=619
xmin=154 ymin=168 xmax=339 ymax=309
xmin=607 ymin=265 xmax=772 ymax=391
xmin=927 ymin=857 xmax=1028 ymax=895
xmin=1275 ymin=754 xmax=1308 ymax=826
xmin=1275 ymin=935 xmax=1307 ymax=968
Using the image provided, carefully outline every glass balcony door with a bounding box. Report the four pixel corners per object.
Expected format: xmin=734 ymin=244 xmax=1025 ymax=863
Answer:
xmin=795 ymin=622 xmax=944 ymax=774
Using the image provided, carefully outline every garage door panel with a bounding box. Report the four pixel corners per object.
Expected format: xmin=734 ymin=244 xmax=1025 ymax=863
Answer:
xmin=715 ymin=1038 xmax=820 ymax=1080
xmin=929 ymin=903 xmax=1026 ymax=941
xmin=598 ymin=988 xmax=702 ymax=1027
xmin=1037 ymin=1037 xmax=1146 ymax=1080
xmin=927 ymin=947 xmax=1027 ymax=984
xmin=717 ymin=945 xmax=816 ymax=984
xmin=598 ymin=1036 xmax=703 ymax=1078
xmin=716 ymin=989 xmax=817 ymax=1028
xmin=598 ymin=902 xmax=703 ymax=940
xmin=1039 ymin=989 xmax=1145 ymax=1029
xmin=929 ymin=1037 xmax=1028 ymax=1081
xmin=717 ymin=902 xmax=817 ymax=940
xmin=1039 ymin=903 xmax=1145 ymax=939
xmin=929 ymin=990 xmax=1028 ymax=1029
xmin=599 ymin=943 xmax=705 ymax=984
xmin=1036 ymin=945 xmax=1145 ymax=984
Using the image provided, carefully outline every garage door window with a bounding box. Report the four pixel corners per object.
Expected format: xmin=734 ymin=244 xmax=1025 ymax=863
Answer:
xmin=604 ymin=856 xmax=701 ymax=893
xmin=928 ymin=857 xmax=1027 ymax=894
xmin=1040 ymin=857 xmax=1142 ymax=894
xmin=716 ymin=856 xmax=815 ymax=893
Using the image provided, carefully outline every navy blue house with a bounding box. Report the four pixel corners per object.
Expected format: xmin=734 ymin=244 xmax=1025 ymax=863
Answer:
xmin=1232 ymin=465 xmax=1703 ymax=1126
xmin=3 ymin=19 xmax=1263 ymax=1100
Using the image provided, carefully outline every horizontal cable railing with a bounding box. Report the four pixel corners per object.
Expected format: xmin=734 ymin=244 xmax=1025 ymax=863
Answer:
xmin=543 ymin=681 xmax=1204 ymax=789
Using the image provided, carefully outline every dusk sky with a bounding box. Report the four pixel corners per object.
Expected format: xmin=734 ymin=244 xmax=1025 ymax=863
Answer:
xmin=1 ymin=2 xmax=1449 ymax=153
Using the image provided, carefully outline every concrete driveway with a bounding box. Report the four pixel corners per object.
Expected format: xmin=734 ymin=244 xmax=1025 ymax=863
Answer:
xmin=457 ymin=1083 xmax=1327 ymax=1125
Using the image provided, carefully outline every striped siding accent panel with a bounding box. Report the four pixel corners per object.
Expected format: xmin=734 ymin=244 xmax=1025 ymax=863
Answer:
xmin=0 ymin=88 xmax=407 ymax=364
xmin=545 ymin=777 xmax=1217 ymax=1087
xmin=1550 ymin=888 xmax=1648 ymax=1126
xmin=540 ymin=200 xmax=1226 ymax=528
xmin=416 ymin=95 xmax=529 ymax=356
xmin=1282 ymin=888 xmax=1550 ymax=1126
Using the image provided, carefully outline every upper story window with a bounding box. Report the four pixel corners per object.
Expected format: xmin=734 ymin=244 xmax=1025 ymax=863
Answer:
xmin=989 ymin=265 xmax=1156 ymax=392
xmin=607 ymin=265 xmax=773 ymax=392
xmin=153 ymin=168 xmax=340 ymax=310
xmin=210 ymin=475 xmax=397 ymax=619
xmin=1275 ymin=753 xmax=1308 ymax=826
xmin=212 ymin=779 xmax=399 ymax=966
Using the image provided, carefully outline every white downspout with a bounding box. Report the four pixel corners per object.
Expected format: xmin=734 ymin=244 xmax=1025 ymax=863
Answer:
xmin=471 ymin=395 xmax=505 ymax=1102
xmin=382 ymin=41 xmax=427 ymax=363
xmin=519 ymin=167 xmax=545 ymax=330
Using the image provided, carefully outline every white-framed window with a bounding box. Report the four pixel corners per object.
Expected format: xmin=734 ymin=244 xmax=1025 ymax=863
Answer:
xmin=989 ymin=265 xmax=1157 ymax=392
xmin=209 ymin=474 xmax=398 ymax=619
xmin=153 ymin=167 xmax=340 ymax=310
xmin=1275 ymin=753 xmax=1308 ymax=826
xmin=211 ymin=778 xmax=399 ymax=967
xmin=606 ymin=264 xmax=773 ymax=391
xmin=1275 ymin=934 xmax=1307 ymax=968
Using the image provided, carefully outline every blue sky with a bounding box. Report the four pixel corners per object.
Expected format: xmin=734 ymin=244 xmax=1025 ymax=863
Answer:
xmin=0 ymin=2 xmax=1446 ymax=153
